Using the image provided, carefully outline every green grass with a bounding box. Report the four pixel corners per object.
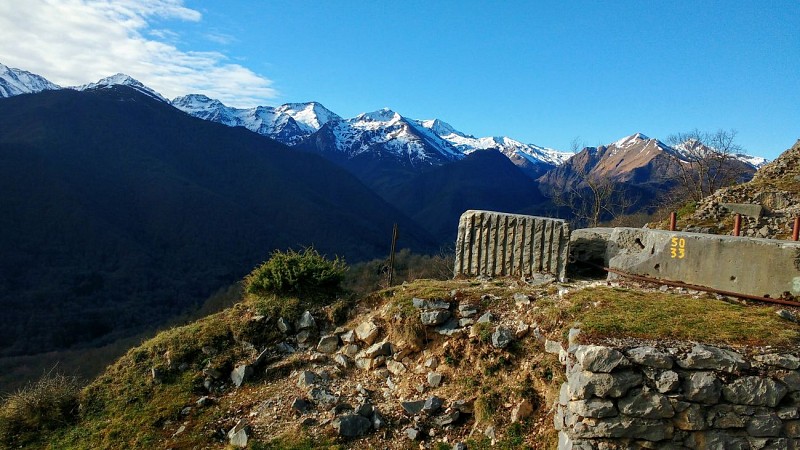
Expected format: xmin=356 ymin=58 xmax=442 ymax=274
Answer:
xmin=568 ymin=287 xmax=800 ymax=347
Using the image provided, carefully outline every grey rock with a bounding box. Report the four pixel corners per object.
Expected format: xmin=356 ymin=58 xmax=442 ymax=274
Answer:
xmin=683 ymin=371 xmax=721 ymax=404
xmin=778 ymin=371 xmax=800 ymax=391
xmin=458 ymin=303 xmax=478 ymax=318
xmin=567 ymin=398 xmax=617 ymax=418
xmin=453 ymin=443 xmax=467 ymax=450
xmin=230 ymin=364 xmax=254 ymax=387
xmin=296 ymin=329 xmax=314 ymax=344
xmin=476 ymin=311 xmax=494 ymax=323
xmin=459 ymin=318 xmax=475 ymax=327
xmin=776 ymin=309 xmax=799 ymax=323
xmin=227 ymin=419 xmax=249 ymax=448
xmin=275 ymin=342 xmax=295 ymax=353
xmin=180 ymin=406 xmax=192 ymax=416
xmin=355 ymin=320 xmax=380 ymax=345
xmin=676 ymin=344 xmax=749 ymax=373
xmin=655 ymin=370 xmax=681 ymax=393
xmin=571 ymin=414 xmax=673 ymax=440
xmin=778 ymin=406 xmax=800 ymax=420
xmin=424 ymin=356 xmax=439 ymax=369
xmin=568 ymin=369 xmax=642 ymax=399
xmin=361 ymin=341 xmax=392 ymax=358
xmin=339 ymin=329 xmax=355 ymax=343
xmin=291 ymin=397 xmax=311 ymax=413
xmin=673 ymin=403 xmax=706 ymax=431
xmin=491 ymin=326 xmax=514 ymax=349
xmin=386 ymin=360 xmax=406 ymax=375
xmin=196 ymin=396 xmax=214 ymax=407
xmin=513 ymin=292 xmax=531 ymax=306
xmin=332 ymin=414 xmax=372 ymax=437
xmin=333 ymin=354 xmax=350 ymax=368
xmin=545 ymin=339 xmax=563 ymax=354
xmin=401 ymin=400 xmax=426 ymax=415
xmin=427 ymin=372 xmax=443 ymax=387
xmin=297 ymin=370 xmax=316 ymax=388
xmin=405 ymin=427 xmax=420 ymax=440
xmin=434 ymin=410 xmax=461 ymax=427
xmin=420 ymin=310 xmax=451 ymax=326
xmin=423 ymin=396 xmax=444 ymax=413
xmin=297 ymin=310 xmax=316 ymax=330
xmin=308 ymin=387 xmax=337 ymax=406
xmin=277 ymin=317 xmax=291 ymax=333
xmin=435 ymin=317 xmax=461 ymax=335
xmin=754 ymin=353 xmax=800 ymax=370
xmin=617 ymin=387 xmax=674 ymax=419
xmin=316 ymin=334 xmax=339 ymax=354
xmin=685 ymin=430 xmax=749 ymax=449
xmin=747 ymin=412 xmax=782 ymax=437
xmin=568 ymin=328 xmax=581 ymax=346
xmin=372 ymin=410 xmax=387 ymax=430
xmin=413 ymin=297 xmax=450 ymax=310
xmin=340 ymin=343 xmax=359 ymax=358
xmin=574 ymin=345 xmax=629 ymax=373
xmin=626 ymin=346 xmax=673 ymax=369
xmin=722 ymin=376 xmax=788 ymax=407
xmin=355 ymin=402 xmax=373 ymax=418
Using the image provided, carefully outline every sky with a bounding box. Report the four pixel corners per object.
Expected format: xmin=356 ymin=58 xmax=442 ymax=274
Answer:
xmin=0 ymin=0 xmax=797 ymax=159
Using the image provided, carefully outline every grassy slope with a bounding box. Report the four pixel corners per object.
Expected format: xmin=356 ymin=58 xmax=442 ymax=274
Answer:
xmin=6 ymin=279 xmax=798 ymax=449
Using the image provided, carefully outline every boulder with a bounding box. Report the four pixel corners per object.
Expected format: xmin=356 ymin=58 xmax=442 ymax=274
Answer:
xmin=230 ymin=364 xmax=254 ymax=387
xmin=567 ymin=399 xmax=617 ymax=419
xmin=654 ymin=370 xmax=680 ymax=394
xmin=427 ymin=372 xmax=443 ymax=387
xmin=676 ymin=344 xmax=749 ymax=373
xmin=332 ymin=414 xmax=372 ymax=437
xmin=682 ymin=371 xmax=721 ymax=404
xmin=625 ymin=346 xmax=673 ymax=369
xmin=753 ymin=353 xmax=800 ymax=370
xmin=297 ymin=311 xmax=316 ymax=330
xmin=227 ymin=419 xmax=249 ymax=448
xmin=574 ymin=345 xmax=629 ymax=373
xmin=491 ymin=326 xmax=514 ymax=349
xmin=722 ymin=376 xmax=788 ymax=407
xmin=567 ymin=370 xmax=642 ymax=399
xmin=316 ymin=334 xmax=339 ymax=354
xmin=297 ymin=370 xmax=316 ymax=388
xmin=617 ymin=387 xmax=674 ymax=419
xmin=355 ymin=320 xmax=380 ymax=345
xmin=412 ymin=297 xmax=450 ymax=310
xmin=420 ymin=310 xmax=450 ymax=326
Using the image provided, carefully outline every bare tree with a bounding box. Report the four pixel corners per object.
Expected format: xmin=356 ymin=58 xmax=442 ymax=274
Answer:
xmin=549 ymin=139 xmax=636 ymax=228
xmin=664 ymin=129 xmax=749 ymax=204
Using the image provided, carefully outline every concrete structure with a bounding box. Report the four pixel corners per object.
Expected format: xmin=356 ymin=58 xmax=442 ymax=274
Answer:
xmin=572 ymin=227 xmax=800 ymax=298
xmin=453 ymin=210 xmax=570 ymax=281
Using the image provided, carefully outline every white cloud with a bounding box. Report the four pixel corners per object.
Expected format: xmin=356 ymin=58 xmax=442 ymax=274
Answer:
xmin=0 ymin=0 xmax=276 ymax=107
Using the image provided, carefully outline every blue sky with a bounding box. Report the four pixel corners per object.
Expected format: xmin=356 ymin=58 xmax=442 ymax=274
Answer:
xmin=0 ymin=1 xmax=797 ymax=158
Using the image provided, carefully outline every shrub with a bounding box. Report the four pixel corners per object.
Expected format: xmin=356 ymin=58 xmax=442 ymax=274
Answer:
xmin=0 ymin=372 xmax=80 ymax=444
xmin=245 ymin=248 xmax=347 ymax=303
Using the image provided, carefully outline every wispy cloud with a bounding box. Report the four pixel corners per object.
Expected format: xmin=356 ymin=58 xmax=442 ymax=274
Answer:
xmin=0 ymin=0 xmax=276 ymax=107
xmin=205 ymin=32 xmax=237 ymax=45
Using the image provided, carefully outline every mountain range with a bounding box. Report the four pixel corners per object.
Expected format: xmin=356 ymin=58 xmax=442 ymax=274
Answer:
xmin=0 ymin=61 xmax=772 ymax=364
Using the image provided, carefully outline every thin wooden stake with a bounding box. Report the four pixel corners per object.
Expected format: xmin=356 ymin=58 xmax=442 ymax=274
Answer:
xmin=669 ymin=212 xmax=677 ymax=231
xmin=387 ymin=223 xmax=398 ymax=286
xmin=733 ymin=214 xmax=741 ymax=237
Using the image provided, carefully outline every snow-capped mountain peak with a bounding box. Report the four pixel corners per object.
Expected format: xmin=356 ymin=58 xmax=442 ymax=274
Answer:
xmin=0 ymin=62 xmax=61 ymax=97
xmin=76 ymin=73 xmax=168 ymax=102
xmin=611 ymin=132 xmax=651 ymax=148
xmin=274 ymin=102 xmax=340 ymax=133
xmin=417 ymin=118 xmax=468 ymax=139
xmin=356 ymin=108 xmax=402 ymax=123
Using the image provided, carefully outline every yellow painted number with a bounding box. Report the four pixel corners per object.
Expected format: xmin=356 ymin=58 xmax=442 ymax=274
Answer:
xmin=670 ymin=236 xmax=686 ymax=259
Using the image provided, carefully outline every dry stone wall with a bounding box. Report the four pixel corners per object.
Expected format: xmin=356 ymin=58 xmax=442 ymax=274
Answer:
xmin=453 ymin=210 xmax=570 ymax=281
xmin=554 ymin=341 xmax=800 ymax=449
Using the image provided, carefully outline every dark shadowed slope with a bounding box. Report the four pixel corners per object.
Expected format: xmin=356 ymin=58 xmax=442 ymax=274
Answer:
xmin=0 ymin=87 xmax=434 ymax=357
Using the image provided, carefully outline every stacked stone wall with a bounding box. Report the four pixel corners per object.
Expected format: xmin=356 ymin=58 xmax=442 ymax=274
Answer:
xmin=554 ymin=342 xmax=800 ymax=449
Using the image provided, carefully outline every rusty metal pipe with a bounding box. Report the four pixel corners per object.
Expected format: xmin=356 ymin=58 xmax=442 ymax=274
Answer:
xmin=602 ymin=266 xmax=800 ymax=307
xmin=733 ymin=214 xmax=741 ymax=237
xmin=669 ymin=212 xmax=677 ymax=232
xmin=793 ymin=217 xmax=799 ymax=241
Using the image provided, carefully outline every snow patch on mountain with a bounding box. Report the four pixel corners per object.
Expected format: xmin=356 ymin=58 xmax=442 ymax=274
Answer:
xmin=76 ymin=74 xmax=168 ymax=102
xmin=0 ymin=63 xmax=60 ymax=97
xmin=417 ymin=119 xmax=572 ymax=167
xmin=172 ymin=95 xmax=340 ymax=145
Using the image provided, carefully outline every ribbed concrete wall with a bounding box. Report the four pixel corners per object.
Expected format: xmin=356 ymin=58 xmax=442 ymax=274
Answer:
xmin=453 ymin=210 xmax=570 ymax=281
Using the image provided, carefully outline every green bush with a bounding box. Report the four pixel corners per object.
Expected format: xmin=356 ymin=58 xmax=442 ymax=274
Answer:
xmin=245 ymin=248 xmax=347 ymax=303
xmin=0 ymin=372 xmax=80 ymax=445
